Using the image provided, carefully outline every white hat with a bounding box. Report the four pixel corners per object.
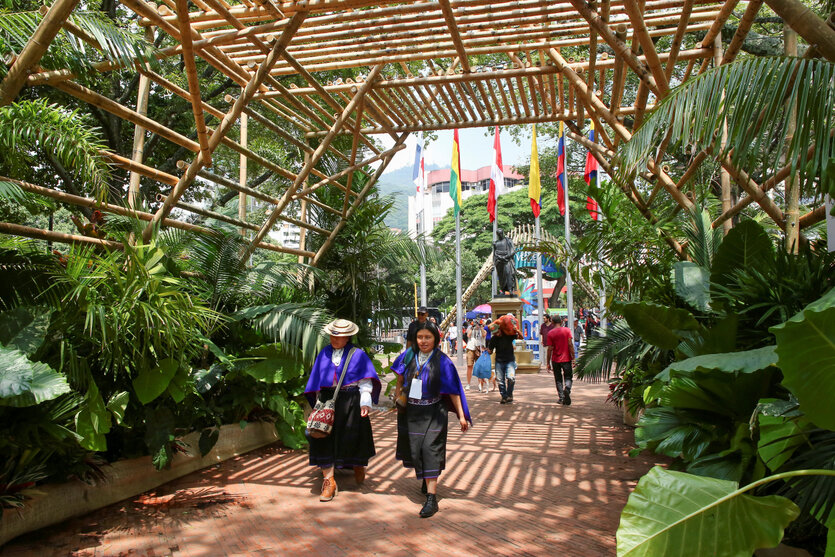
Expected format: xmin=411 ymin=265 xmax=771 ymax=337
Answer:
xmin=323 ymin=318 xmax=359 ymax=337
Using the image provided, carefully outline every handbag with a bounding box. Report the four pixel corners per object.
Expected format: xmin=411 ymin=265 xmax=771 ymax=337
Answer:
xmin=307 ymin=347 xmax=357 ymax=439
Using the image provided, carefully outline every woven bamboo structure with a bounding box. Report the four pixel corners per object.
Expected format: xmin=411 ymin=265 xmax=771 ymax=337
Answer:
xmin=2 ymin=0 xmax=833 ymax=262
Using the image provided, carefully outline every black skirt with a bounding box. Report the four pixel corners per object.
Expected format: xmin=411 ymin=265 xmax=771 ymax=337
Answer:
xmin=307 ymin=387 xmax=375 ymax=469
xmin=396 ymin=400 xmax=448 ymax=479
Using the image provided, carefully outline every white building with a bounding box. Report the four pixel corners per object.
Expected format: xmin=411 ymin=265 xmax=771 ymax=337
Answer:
xmin=408 ymin=165 xmax=524 ymax=237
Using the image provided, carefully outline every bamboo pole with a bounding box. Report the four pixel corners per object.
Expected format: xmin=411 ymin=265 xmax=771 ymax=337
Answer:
xmin=302 ymin=113 xmax=578 ymax=135
xmin=238 ymin=112 xmax=248 ymax=237
xmin=127 ymin=27 xmax=155 ymax=215
xmin=244 ymin=65 xmax=383 ymax=260
xmin=765 ymin=0 xmax=835 ymax=62
xmin=665 ymin=0 xmax=693 ymax=80
xmin=156 ymin=194 xmax=258 ymax=231
xmin=175 ymin=0 xmax=212 ymax=166
xmin=143 ymin=11 xmax=307 ymax=242
xmin=295 ymin=143 xmax=408 ymax=197
xmin=714 ymin=35 xmax=733 ymax=234
xmin=623 ymin=0 xmax=669 ymax=95
xmin=798 ymin=205 xmax=826 ymax=228
xmin=437 ymin=0 xmax=471 ymax=72
xmin=102 ymin=151 xmax=178 ymax=187
xmin=312 ymin=132 xmax=410 ymax=266
xmin=784 ymin=24 xmax=800 ymax=252
xmin=721 ymin=0 xmax=764 ymax=64
xmin=0 ymin=222 xmax=123 ymax=249
xmin=0 ymin=0 xmax=80 ymax=105
xmin=700 ymin=0 xmax=742 ymax=47
xmin=609 ymin=24 xmax=628 ymax=116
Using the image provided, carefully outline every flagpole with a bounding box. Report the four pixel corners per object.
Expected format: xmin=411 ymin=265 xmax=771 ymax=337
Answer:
xmin=492 ymin=219 xmax=498 ymax=297
xmin=455 ymin=211 xmax=464 ymax=368
xmin=419 ymin=187 xmax=427 ymax=307
xmin=535 ymin=216 xmax=544 ymax=364
xmin=564 ymin=136 xmax=574 ymax=335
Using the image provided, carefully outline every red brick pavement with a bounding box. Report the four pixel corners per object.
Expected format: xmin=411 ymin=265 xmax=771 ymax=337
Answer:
xmin=2 ymin=370 xmax=664 ymax=557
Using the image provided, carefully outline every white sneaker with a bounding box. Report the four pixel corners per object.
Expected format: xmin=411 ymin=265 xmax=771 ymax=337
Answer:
xmin=464 ymin=385 xmax=471 ymax=391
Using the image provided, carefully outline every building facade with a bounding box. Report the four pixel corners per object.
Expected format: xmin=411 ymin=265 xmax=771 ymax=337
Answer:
xmin=408 ymin=164 xmax=524 ymax=236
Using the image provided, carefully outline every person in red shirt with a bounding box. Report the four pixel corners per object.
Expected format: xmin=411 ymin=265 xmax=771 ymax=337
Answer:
xmin=545 ymin=318 xmax=575 ymax=405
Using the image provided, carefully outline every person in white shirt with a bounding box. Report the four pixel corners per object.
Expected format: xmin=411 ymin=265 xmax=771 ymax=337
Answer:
xmin=447 ymin=324 xmax=459 ymax=353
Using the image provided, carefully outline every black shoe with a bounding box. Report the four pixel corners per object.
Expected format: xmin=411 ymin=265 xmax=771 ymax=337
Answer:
xmin=421 ymin=479 xmax=427 ymax=494
xmin=419 ymin=494 xmax=438 ymax=518
xmin=557 ymin=398 xmax=564 ymax=405
xmin=500 ymin=397 xmax=508 ymax=404
xmin=506 ymin=396 xmax=513 ymax=403
xmin=563 ymin=390 xmax=572 ymax=406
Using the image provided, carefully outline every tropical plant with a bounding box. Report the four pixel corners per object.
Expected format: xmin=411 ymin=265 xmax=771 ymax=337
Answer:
xmin=618 ymin=57 xmax=835 ymax=197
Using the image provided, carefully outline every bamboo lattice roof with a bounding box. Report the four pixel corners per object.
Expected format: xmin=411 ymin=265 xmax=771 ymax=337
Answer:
xmin=2 ymin=0 xmax=831 ymax=261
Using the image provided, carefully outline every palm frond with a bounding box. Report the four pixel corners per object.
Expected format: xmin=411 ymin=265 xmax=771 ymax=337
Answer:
xmin=0 ymin=99 xmax=109 ymax=195
xmin=0 ymin=10 xmax=155 ymax=77
xmin=233 ymin=303 xmax=332 ymax=365
xmin=619 ymin=57 xmax=835 ymax=197
xmin=575 ymin=320 xmax=654 ymax=381
xmin=684 ymin=209 xmax=724 ymax=269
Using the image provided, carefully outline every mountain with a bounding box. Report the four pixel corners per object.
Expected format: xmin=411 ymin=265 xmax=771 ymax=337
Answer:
xmin=376 ymin=163 xmax=442 ymax=232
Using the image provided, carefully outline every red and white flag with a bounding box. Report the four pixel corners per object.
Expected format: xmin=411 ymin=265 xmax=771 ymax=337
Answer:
xmin=488 ymin=126 xmax=505 ymax=222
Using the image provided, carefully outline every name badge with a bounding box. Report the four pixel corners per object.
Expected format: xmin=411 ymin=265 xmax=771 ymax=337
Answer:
xmin=408 ymin=378 xmax=423 ymax=399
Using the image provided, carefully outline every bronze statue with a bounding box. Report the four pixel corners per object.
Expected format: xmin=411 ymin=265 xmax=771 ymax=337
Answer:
xmin=493 ymin=228 xmax=517 ymax=296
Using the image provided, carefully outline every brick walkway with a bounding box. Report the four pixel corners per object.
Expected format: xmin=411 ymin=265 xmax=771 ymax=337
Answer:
xmin=2 ymin=370 xmax=664 ymax=556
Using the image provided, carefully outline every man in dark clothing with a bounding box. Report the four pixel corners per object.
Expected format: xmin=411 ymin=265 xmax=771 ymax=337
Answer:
xmin=539 ymin=314 xmax=556 ymax=369
xmin=545 ymin=321 xmax=575 ymax=405
xmin=487 ymin=315 xmax=523 ymax=404
xmin=406 ymin=306 xmax=429 ymax=350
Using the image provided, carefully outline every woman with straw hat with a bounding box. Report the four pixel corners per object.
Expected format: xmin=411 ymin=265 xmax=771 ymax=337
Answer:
xmin=304 ymin=319 xmax=381 ymax=502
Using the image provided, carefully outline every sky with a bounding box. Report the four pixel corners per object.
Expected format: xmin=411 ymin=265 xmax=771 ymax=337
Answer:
xmin=379 ymin=126 xmax=535 ymax=175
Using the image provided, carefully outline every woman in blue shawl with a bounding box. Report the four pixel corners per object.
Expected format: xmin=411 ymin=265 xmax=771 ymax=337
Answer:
xmin=392 ymin=321 xmax=471 ymax=518
xmin=305 ymin=319 xmax=381 ymax=502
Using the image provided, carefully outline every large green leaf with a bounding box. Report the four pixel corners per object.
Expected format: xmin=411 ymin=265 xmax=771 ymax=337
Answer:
xmin=0 ymin=344 xmax=70 ymax=407
xmin=619 ymin=302 xmax=700 ymax=350
xmin=672 ymin=261 xmax=710 ymax=312
xmin=658 ymin=346 xmax=777 ymax=380
xmin=242 ymin=344 xmax=305 ymax=383
xmin=0 ymin=306 xmax=50 ymax=355
xmin=757 ymin=414 xmax=810 ymax=472
xmin=771 ymin=288 xmax=835 ymax=430
xmin=106 ymin=391 xmax=129 ymax=425
xmin=617 ymin=467 xmax=799 ymax=557
xmin=132 ymin=358 xmax=178 ymax=405
xmin=710 ymin=220 xmax=775 ymax=290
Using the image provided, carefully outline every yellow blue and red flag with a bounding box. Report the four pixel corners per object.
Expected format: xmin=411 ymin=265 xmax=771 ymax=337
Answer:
xmin=584 ymin=123 xmax=601 ymax=221
xmin=529 ymin=125 xmax=541 ymax=217
xmin=556 ymin=121 xmax=566 ymax=216
xmin=450 ymin=128 xmax=462 ymax=215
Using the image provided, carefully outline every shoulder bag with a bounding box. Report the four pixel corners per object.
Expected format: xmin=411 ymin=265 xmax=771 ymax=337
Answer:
xmin=306 ymin=347 xmax=358 ymax=439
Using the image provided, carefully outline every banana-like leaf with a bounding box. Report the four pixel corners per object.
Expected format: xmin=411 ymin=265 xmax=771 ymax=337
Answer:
xmin=771 ymin=288 xmax=835 ymax=430
xmin=0 ymin=306 xmax=50 ymax=355
xmin=710 ymin=220 xmax=775 ymax=290
xmin=757 ymin=414 xmax=810 ymax=472
xmin=657 ymin=346 xmax=777 ymax=380
xmin=618 ymin=301 xmax=700 ymax=350
xmin=672 ymin=261 xmax=711 ymax=312
xmin=617 ymin=467 xmax=799 ymax=557
xmin=132 ymin=358 xmax=178 ymax=405
xmin=0 ymin=344 xmax=70 ymax=407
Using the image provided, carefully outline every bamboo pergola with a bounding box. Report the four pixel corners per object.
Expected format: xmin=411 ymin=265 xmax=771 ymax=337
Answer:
xmin=2 ymin=0 xmax=834 ymax=262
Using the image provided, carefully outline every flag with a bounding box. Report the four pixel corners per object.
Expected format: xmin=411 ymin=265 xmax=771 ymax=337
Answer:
xmin=488 ymin=126 xmax=505 ymax=222
xmin=584 ymin=123 xmax=601 ymax=221
xmin=412 ymin=136 xmax=425 ymax=193
xmin=450 ymin=129 xmax=462 ymax=215
xmin=556 ymin=121 xmax=566 ymax=216
xmin=529 ymin=124 xmax=541 ymax=217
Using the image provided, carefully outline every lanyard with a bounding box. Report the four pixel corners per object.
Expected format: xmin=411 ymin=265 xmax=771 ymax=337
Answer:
xmin=413 ymin=350 xmax=434 ymax=381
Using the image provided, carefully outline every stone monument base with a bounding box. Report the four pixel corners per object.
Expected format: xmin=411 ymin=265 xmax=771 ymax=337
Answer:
xmin=490 ymin=297 xmax=540 ymax=374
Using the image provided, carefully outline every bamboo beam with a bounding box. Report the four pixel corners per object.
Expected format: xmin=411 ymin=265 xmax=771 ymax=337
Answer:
xmin=175 ymin=0 xmax=212 ymax=166
xmin=664 ymin=0 xmax=693 ymax=80
xmin=303 ymin=113 xmax=578 ymax=136
xmin=102 ymin=151 xmax=178 ymax=187
xmin=156 ymin=194 xmax=258 ymax=231
xmin=799 ymin=205 xmax=826 ymax=228
xmin=700 ymin=0 xmax=742 ymax=48
xmin=566 ymin=0 xmax=661 ymax=96
xmin=244 ymin=64 xmax=383 ymax=260
xmin=143 ymin=11 xmax=307 ymax=242
xmin=623 ymin=0 xmax=669 ymax=96
xmin=0 ymin=0 xmax=80 ymax=105
xmin=721 ymin=158 xmax=786 ymax=230
xmin=239 ymin=112 xmax=248 ymax=237
xmin=296 ymin=142 xmax=407 ymax=198
xmin=721 ymin=0 xmax=764 ymax=64
xmin=437 ymin=0 xmax=471 ymax=72
xmin=312 ymin=132 xmax=410 ymax=266
xmin=784 ymin=23 xmax=800 ymax=252
xmin=0 ymin=221 xmax=123 ymax=250
xmin=714 ymin=35 xmax=733 ymax=234
xmin=609 ymin=23 xmax=628 ymax=116
xmin=548 ymin=47 xmax=695 ymax=214
xmin=127 ymin=27 xmax=155 ymax=215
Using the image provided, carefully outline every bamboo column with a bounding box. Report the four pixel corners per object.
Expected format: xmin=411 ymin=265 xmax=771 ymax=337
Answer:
xmin=175 ymin=0 xmax=212 ymax=166
xmin=298 ymin=150 xmax=310 ymax=265
xmin=128 ymin=27 xmax=154 ymax=216
xmin=784 ymin=24 xmax=800 ymax=253
xmin=713 ymin=35 xmax=733 ymax=234
xmin=0 ymin=0 xmax=80 ymax=105
xmin=239 ymin=112 xmax=248 ymax=237
xmin=765 ymin=0 xmax=835 ymax=62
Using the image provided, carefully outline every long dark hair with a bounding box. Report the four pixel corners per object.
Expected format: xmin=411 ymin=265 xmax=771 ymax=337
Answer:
xmin=406 ymin=322 xmax=442 ymax=395
xmin=412 ymin=321 xmax=440 ymax=348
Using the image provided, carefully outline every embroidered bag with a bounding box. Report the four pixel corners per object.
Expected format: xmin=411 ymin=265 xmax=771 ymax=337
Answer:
xmin=307 ymin=348 xmax=357 ymax=439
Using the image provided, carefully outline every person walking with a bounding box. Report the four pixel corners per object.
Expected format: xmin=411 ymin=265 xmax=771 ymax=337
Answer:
xmin=447 ymin=323 xmax=458 ymax=353
xmin=465 ymin=319 xmax=486 ymax=390
xmin=545 ymin=318 xmax=575 ymax=405
xmin=573 ymin=320 xmax=584 ymax=355
xmin=392 ymin=322 xmax=471 ymax=518
xmin=406 ymin=306 xmax=429 ymax=350
xmin=487 ymin=314 xmax=523 ymax=404
xmin=304 ymin=319 xmax=382 ymax=501
xmin=539 ymin=313 xmax=556 ymax=370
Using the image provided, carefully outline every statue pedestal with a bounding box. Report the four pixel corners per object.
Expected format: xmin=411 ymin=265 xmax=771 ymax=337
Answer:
xmin=490 ymin=297 xmax=540 ymax=374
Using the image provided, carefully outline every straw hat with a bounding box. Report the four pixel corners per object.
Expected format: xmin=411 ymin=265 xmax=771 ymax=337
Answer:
xmin=324 ymin=318 xmax=359 ymax=337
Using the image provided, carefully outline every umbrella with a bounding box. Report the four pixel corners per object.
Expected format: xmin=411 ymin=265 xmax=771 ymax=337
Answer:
xmin=472 ymin=303 xmax=491 ymax=314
